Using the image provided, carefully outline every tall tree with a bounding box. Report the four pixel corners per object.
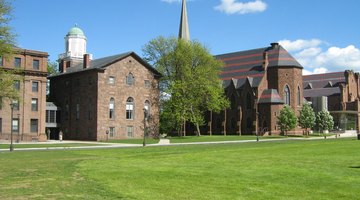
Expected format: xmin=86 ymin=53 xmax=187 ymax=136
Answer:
xmin=143 ymin=36 xmax=229 ymax=136
xmin=277 ymin=105 xmax=297 ymax=136
xmin=316 ymin=110 xmax=334 ymax=133
xmin=0 ymin=0 xmax=18 ymax=101
xmin=298 ymin=103 xmax=316 ymax=136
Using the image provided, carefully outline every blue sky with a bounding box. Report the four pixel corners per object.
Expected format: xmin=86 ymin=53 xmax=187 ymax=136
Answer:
xmin=11 ymin=0 xmax=360 ymax=74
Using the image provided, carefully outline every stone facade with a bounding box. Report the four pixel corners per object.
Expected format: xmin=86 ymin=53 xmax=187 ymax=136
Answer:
xmin=0 ymin=48 xmax=48 ymax=141
xmin=49 ymin=53 xmax=161 ymax=141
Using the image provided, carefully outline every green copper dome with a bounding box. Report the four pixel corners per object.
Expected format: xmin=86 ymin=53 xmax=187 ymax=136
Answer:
xmin=67 ymin=25 xmax=85 ymax=36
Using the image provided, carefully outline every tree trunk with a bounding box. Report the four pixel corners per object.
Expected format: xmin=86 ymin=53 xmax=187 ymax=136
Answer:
xmin=196 ymin=123 xmax=201 ymax=136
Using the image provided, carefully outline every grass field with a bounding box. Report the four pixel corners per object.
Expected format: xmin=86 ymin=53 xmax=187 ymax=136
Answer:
xmin=0 ymin=143 xmax=107 ymax=149
xmin=0 ymin=138 xmax=359 ymax=199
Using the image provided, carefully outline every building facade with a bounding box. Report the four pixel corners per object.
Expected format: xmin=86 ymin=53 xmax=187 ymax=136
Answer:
xmin=0 ymin=48 xmax=49 ymax=141
xmin=48 ymin=27 xmax=161 ymax=141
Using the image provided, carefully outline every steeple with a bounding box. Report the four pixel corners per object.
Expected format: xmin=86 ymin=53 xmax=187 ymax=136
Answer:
xmin=179 ymin=0 xmax=190 ymax=41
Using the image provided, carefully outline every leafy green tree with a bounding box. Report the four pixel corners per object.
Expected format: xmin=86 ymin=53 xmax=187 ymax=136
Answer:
xmin=0 ymin=0 xmax=18 ymax=102
xmin=47 ymin=61 xmax=58 ymax=75
xmin=277 ymin=105 xmax=297 ymax=136
xmin=298 ymin=103 xmax=316 ymax=136
xmin=316 ymin=110 xmax=334 ymax=133
xmin=143 ymin=36 xmax=229 ymax=136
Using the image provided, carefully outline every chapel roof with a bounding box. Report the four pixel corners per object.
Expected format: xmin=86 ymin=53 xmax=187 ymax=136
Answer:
xmin=303 ymin=71 xmax=345 ymax=98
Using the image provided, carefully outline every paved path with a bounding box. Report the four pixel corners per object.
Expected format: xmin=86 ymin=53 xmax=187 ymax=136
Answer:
xmin=0 ymin=132 xmax=358 ymax=152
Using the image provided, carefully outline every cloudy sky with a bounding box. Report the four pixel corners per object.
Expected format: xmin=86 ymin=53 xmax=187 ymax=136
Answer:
xmin=11 ymin=0 xmax=360 ymax=75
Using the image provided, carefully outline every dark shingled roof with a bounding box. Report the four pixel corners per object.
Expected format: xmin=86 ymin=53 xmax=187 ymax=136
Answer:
xmin=258 ymin=89 xmax=284 ymax=104
xmin=303 ymin=71 xmax=345 ymax=98
xmin=216 ymin=43 xmax=302 ymax=89
xmin=49 ymin=52 xmax=161 ymax=78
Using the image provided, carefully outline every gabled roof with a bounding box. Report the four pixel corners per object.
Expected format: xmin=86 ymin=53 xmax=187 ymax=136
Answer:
xmin=303 ymin=71 xmax=345 ymax=98
xmin=217 ymin=43 xmax=302 ymax=90
xmin=49 ymin=52 xmax=162 ymax=78
xmin=258 ymin=89 xmax=284 ymax=104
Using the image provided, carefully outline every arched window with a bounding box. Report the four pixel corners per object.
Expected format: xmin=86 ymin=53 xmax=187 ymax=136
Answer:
xmin=284 ymin=85 xmax=290 ymax=105
xmin=126 ymin=97 xmax=134 ymax=120
xmin=246 ymin=93 xmax=252 ymax=110
xmin=297 ymin=86 xmax=301 ymax=106
xmin=109 ymin=98 xmax=115 ymax=119
xmin=126 ymin=73 xmax=134 ymax=86
xmin=230 ymin=94 xmax=236 ymax=110
xmin=144 ymin=100 xmax=150 ymax=118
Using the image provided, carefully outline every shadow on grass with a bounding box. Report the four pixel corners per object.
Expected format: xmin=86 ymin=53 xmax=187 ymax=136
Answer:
xmin=349 ymin=166 xmax=360 ymax=169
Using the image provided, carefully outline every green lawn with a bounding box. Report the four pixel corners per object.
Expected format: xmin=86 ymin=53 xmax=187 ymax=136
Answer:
xmin=0 ymin=143 xmax=105 ymax=149
xmin=101 ymin=138 xmax=160 ymax=144
xmin=168 ymin=135 xmax=284 ymax=143
xmin=1 ymin=138 xmax=359 ymax=199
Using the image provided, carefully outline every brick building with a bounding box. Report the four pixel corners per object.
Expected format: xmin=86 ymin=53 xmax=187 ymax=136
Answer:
xmin=0 ymin=48 xmax=49 ymax=141
xmin=198 ymin=43 xmax=304 ymax=136
xmin=48 ymin=26 xmax=161 ymax=141
xmin=304 ymin=70 xmax=360 ymax=132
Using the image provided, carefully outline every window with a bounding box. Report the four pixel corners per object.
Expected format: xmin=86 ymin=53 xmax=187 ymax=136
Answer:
xmin=65 ymin=101 xmax=69 ymax=120
xmin=109 ymin=98 xmax=115 ymax=119
xmin=126 ymin=97 xmax=134 ymax=120
xmin=33 ymin=59 xmax=40 ymax=70
xmin=246 ymin=93 xmax=252 ymax=110
xmin=126 ymin=73 xmax=134 ymax=86
xmin=30 ymin=119 xmax=38 ymax=132
xmin=13 ymin=119 xmax=19 ymax=132
xmin=0 ymin=118 xmax=2 ymax=132
xmin=127 ymin=126 xmax=134 ymax=138
xmin=230 ymin=94 xmax=236 ymax=110
xmin=76 ymin=103 xmax=80 ymax=120
xmin=144 ymin=100 xmax=150 ymax=119
xmin=31 ymin=98 xmax=38 ymax=111
xmin=284 ymin=85 xmax=290 ymax=105
xmin=109 ymin=127 xmax=115 ymax=137
xmin=297 ymin=86 xmax=301 ymax=106
xmin=32 ymin=81 xmax=39 ymax=92
xmin=14 ymin=80 xmax=20 ymax=90
xmin=144 ymin=80 xmax=151 ymax=88
xmin=0 ymin=56 xmax=3 ymax=66
xmin=14 ymin=57 xmax=21 ymax=68
xmin=46 ymin=110 xmax=56 ymax=123
xmin=109 ymin=76 xmax=115 ymax=84
xmin=12 ymin=99 xmax=19 ymax=110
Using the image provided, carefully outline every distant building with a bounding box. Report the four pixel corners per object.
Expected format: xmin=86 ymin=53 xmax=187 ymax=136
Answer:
xmin=0 ymin=48 xmax=49 ymax=141
xmin=48 ymin=26 xmax=161 ymax=141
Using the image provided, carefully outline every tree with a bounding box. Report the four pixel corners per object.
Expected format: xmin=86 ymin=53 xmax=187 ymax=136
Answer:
xmin=143 ymin=36 xmax=229 ymax=136
xmin=0 ymin=0 xmax=18 ymax=102
xmin=298 ymin=103 xmax=316 ymax=136
xmin=316 ymin=110 xmax=334 ymax=133
xmin=47 ymin=61 xmax=58 ymax=75
xmin=277 ymin=105 xmax=297 ymax=136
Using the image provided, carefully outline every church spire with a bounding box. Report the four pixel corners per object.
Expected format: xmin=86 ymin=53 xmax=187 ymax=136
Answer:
xmin=179 ymin=0 xmax=190 ymax=41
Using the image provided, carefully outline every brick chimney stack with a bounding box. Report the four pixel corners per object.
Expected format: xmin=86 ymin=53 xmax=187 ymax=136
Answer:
xmin=83 ymin=54 xmax=90 ymax=69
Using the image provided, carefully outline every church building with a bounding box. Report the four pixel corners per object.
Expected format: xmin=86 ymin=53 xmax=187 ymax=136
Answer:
xmin=48 ymin=26 xmax=161 ymax=141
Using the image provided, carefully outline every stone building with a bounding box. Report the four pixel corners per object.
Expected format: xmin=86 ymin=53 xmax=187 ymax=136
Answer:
xmin=200 ymin=43 xmax=304 ymax=136
xmin=303 ymin=70 xmax=360 ymax=132
xmin=0 ymin=48 xmax=49 ymax=141
xmin=48 ymin=26 xmax=161 ymax=141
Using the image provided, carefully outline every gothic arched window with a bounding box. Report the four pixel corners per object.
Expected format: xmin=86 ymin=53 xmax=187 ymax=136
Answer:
xmin=230 ymin=94 xmax=236 ymax=110
xmin=297 ymin=86 xmax=301 ymax=106
xmin=109 ymin=98 xmax=115 ymax=119
xmin=126 ymin=73 xmax=134 ymax=86
xmin=126 ymin=97 xmax=134 ymax=120
xmin=246 ymin=93 xmax=252 ymax=110
xmin=284 ymin=85 xmax=290 ymax=105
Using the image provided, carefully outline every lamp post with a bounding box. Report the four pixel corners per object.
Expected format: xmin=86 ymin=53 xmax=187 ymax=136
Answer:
xmin=143 ymin=108 xmax=147 ymax=147
xmin=10 ymin=103 xmax=14 ymax=151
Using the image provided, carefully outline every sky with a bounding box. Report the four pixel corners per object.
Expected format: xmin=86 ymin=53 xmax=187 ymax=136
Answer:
xmin=10 ymin=0 xmax=360 ymax=75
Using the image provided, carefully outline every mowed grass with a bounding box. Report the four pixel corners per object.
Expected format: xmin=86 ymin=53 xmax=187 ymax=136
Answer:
xmin=1 ymin=138 xmax=360 ymax=199
xmin=0 ymin=143 xmax=106 ymax=149
xmin=168 ymin=135 xmax=284 ymax=143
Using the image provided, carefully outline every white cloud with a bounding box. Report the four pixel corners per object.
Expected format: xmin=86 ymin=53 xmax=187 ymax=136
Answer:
xmin=278 ymin=39 xmax=360 ymax=75
xmin=214 ymin=0 xmax=267 ymax=15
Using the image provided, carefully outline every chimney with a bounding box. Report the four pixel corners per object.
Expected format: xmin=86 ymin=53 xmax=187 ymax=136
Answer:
xmin=83 ymin=54 xmax=90 ymax=69
xmin=262 ymin=51 xmax=269 ymax=71
xmin=271 ymin=42 xmax=279 ymax=49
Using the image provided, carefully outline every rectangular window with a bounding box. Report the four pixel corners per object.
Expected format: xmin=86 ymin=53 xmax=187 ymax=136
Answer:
xmin=12 ymin=99 xmax=19 ymax=110
xmin=109 ymin=76 xmax=115 ymax=84
xmin=76 ymin=103 xmax=80 ymax=120
xmin=144 ymin=80 xmax=151 ymax=88
xmin=32 ymin=81 xmax=39 ymax=92
xmin=14 ymin=80 xmax=20 ymax=90
xmin=13 ymin=119 xmax=19 ymax=133
xmin=33 ymin=59 xmax=40 ymax=70
xmin=30 ymin=119 xmax=38 ymax=132
xmin=14 ymin=57 xmax=21 ymax=68
xmin=127 ymin=126 xmax=134 ymax=138
xmin=31 ymin=98 xmax=38 ymax=111
xmin=109 ymin=127 xmax=115 ymax=137
xmin=0 ymin=118 xmax=2 ymax=132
